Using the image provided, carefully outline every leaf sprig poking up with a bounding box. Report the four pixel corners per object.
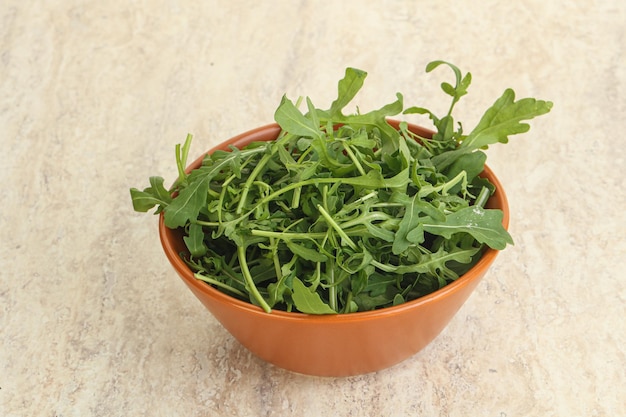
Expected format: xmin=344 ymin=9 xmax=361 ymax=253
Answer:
xmin=130 ymin=61 xmax=552 ymax=314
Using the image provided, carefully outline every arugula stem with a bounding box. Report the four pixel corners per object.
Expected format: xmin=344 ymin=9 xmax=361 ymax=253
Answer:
xmin=270 ymin=237 xmax=283 ymax=284
xmin=311 ymin=261 xmax=322 ymax=290
xmin=342 ymin=143 xmax=366 ymax=176
xmin=291 ymin=186 xmax=302 ymax=209
xmin=296 ymin=146 xmax=313 ymax=163
xmin=237 ymin=246 xmax=272 ymax=313
xmin=316 ymin=205 xmax=358 ymax=251
xmin=339 ymin=212 xmax=395 ymax=229
xmin=322 ymin=184 xmax=329 ymax=212
xmin=171 ymin=133 xmax=194 ymax=189
xmin=370 ymin=259 xmax=396 ymax=273
xmin=194 ymin=220 xmax=221 ymax=227
xmin=235 ymin=135 xmax=294 ymax=214
xmin=194 ymin=273 xmax=247 ymax=298
xmin=342 ymin=291 xmax=353 ymax=314
xmin=217 ymin=174 xmax=237 ymax=223
xmin=236 ymin=153 xmax=272 ymax=214
xmin=328 ymin=256 xmax=337 ymax=312
xmin=418 ymin=170 xmax=467 ymax=198
xmin=474 ymin=186 xmax=491 ymax=208
xmin=251 ymin=228 xmax=369 ymax=240
xmin=249 ymin=176 xmax=374 ymax=216
xmin=336 ymin=192 xmax=378 ymax=215
xmin=442 ymin=171 xmax=467 ymax=194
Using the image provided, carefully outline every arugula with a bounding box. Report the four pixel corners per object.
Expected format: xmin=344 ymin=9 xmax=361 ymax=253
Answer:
xmin=131 ymin=61 xmax=552 ymax=314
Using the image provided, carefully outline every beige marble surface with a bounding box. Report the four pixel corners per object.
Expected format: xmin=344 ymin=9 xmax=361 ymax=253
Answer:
xmin=1 ymin=0 xmax=625 ymax=415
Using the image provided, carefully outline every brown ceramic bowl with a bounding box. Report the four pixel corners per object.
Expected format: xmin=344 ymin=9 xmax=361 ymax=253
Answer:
xmin=159 ymin=121 xmax=509 ymax=377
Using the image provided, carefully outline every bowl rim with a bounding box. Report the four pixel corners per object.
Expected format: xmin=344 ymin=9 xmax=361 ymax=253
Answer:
xmin=159 ymin=121 xmax=509 ymax=322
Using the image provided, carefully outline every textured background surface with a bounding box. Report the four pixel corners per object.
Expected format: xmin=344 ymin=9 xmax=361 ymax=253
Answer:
xmin=1 ymin=1 xmax=624 ymax=416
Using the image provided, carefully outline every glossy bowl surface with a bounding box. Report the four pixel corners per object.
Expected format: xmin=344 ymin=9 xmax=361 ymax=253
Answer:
xmin=159 ymin=121 xmax=509 ymax=377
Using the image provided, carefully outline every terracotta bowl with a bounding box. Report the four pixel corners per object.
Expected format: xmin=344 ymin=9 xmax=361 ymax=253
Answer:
xmin=159 ymin=121 xmax=509 ymax=377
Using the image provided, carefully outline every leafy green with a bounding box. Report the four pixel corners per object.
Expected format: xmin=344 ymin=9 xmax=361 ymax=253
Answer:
xmin=184 ymin=223 xmax=207 ymax=257
xmin=462 ymin=88 xmax=553 ymax=150
xmin=130 ymin=176 xmax=172 ymax=213
xmin=291 ymin=277 xmax=337 ymax=315
xmin=131 ymin=60 xmax=552 ymax=314
xmin=274 ymin=95 xmax=323 ymax=140
xmin=392 ymin=195 xmax=445 ymax=255
xmin=422 ymin=206 xmax=513 ymax=250
xmin=329 ymin=67 xmax=368 ymax=117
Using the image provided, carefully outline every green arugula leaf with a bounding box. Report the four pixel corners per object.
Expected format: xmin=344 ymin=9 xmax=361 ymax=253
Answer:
xmin=426 ymin=60 xmax=472 ymax=104
xmin=363 ymin=273 xmax=397 ymax=297
xmin=292 ymin=277 xmax=337 ymax=314
xmin=445 ymin=150 xmax=486 ymax=182
xmin=461 ymin=88 xmax=553 ymax=150
xmin=165 ymin=147 xmax=262 ymax=228
xmin=129 ymin=176 xmax=171 ymax=212
xmin=285 ymin=241 xmax=328 ymax=262
xmin=391 ymin=245 xmax=479 ymax=276
xmin=443 ymin=151 xmax=487 ymax=195
xmin=421 ymin=60 xmax=472 ymax=143
xmin=419 ymin=246 xmax=479 ymax=276
xmin=329 ymin=67 xmax=368 ymax=117
xmin=183 ymin=223 xmax=207 ymax=257
xmin=342 ymin=167 xmax=410 ymax=190
xmin=333 ymin=93 xmax=404 ymax=144
xmin=423 ymin=206 xmax=513 ymax=250
xmin=163 ymin=174 xmax=210 ymax=228
xmin=306 ymin=96 xmax=320 ymax=130
xmin=267 ymin=255 xmax=297 ymax=308
xmin=274 ymin=95 xmax=323 ymax=139
xmin=392 ymin=195 xmax=445 ymax=254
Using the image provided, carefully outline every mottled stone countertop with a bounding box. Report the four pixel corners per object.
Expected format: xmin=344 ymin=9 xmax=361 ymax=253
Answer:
xmin=1 ymin=1 xmax=624 ymax=416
